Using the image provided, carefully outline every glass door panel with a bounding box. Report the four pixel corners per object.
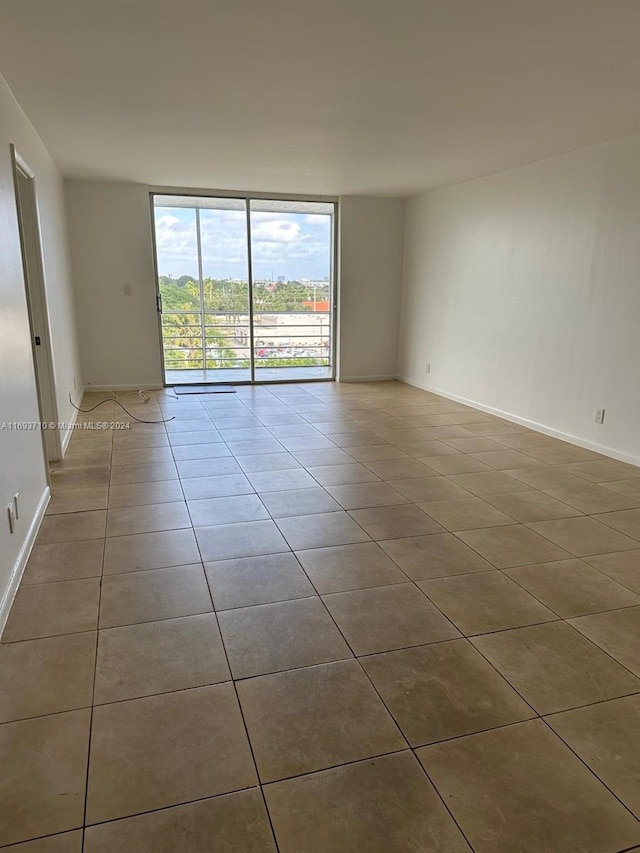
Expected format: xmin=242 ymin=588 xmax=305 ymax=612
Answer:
xmin=200 ymin=199 xmax=250 ymax=381
xmin=154 ymin=204 xmax=203 ymax=380
xmin=249 ymin=199 xmax=334 ymax=382
xmin=154 ymin=195 xmax=251 ymax=383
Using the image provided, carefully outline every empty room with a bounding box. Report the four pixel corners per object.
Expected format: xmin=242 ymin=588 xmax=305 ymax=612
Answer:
xmin=1 ymin=1 xmax=639 ymax=851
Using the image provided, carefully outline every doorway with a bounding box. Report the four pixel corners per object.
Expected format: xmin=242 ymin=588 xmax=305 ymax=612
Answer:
xmin=11 ymin=146 xmax=61 ymax=465
xmin=151 ymin=194 xmax=336 ymax=385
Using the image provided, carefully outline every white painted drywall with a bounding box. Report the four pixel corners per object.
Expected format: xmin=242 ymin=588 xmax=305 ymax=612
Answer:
xmin=398 ymin=133 xmax=640 ymax=464
xmin=0 ymin=72 xmax=81 ymax=628
xmin=65 ymin=181 xmax=163 ymax=390
xmin=338 ymin=196 xmax=405 ymax=381
xmin=65 ymin=183 xmax=405 ymax=386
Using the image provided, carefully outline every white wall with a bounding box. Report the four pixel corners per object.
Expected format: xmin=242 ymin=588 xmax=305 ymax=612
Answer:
xmin=338 ymin=197 xmax=405 ymax=380
xmin=65 ymin=181 xmax=163 ymax=390
xmin=0 ymin=73 xmax=82 ymax=630
xmin=398 ymin=134 xmax=640 ymax=464
xmin=65 ymin=184 xmax=406 ymax=387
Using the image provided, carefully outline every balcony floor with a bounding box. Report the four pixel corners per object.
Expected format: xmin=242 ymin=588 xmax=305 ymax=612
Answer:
xmin=165 ymin=365 xmax=333 ymax=385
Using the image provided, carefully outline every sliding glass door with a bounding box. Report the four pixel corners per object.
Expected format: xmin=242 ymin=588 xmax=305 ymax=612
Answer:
xmin=153 ymin=194 xmax=335 ymax=385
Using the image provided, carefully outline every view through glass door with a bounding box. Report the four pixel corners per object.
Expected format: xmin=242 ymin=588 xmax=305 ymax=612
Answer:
xmin=153 ymin=194 xmax=335 ymax=384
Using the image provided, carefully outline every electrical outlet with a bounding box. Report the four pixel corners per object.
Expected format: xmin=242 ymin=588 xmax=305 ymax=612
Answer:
xmin=425 ymin=362 xmax=431 ymax=374
xmin=595 ymin=408 xmax=606 ymax=424
xmin=7 ymin=503 xmax=16 ymax=534
xmin=13 ymin=493 xmax=19 ymax=520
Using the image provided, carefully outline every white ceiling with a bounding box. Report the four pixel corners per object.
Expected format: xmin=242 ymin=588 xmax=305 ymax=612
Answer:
xmin=2 ymin=0 xmax=640 ymax=196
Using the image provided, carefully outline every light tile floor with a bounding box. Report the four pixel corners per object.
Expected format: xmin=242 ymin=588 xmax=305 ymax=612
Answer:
xmin=1 ymin=380 xmax=640 ymax=851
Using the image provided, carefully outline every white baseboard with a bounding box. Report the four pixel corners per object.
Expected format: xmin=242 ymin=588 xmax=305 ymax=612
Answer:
xmin=0 ymin=486 xmax=50 ymax=639
xmin=338 ymin=374 xmax=397 ymax=383
xmin=60 ymin=395 xmax=80 ymax=455
xmin=84 ymin=383 xmax=164 ymax=392
xmin=398 ymin=375 xmax=640 ymax=469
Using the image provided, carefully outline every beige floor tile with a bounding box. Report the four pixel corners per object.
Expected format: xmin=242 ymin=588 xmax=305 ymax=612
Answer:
xmin=486 ymin=490 xmax=581 ymax=522
xmin=22 ymin=539 xmax=104 ymax=585
xmin=259 ymin=487 xmax=341 ymax=517
xmin=306 ymin=463 xmax=380 ymax=485
xmin=443 ymin=437 xmax=503 ymax=453
xmin=323 ymin=583 xmax=459 ymax=654
xmin=99 ymin=564 xmax=212 ymax=628
xmin=46 ymin=487 xmax=109 ymax=515
xmin=544 ymin=482 xmax=639 ymax=514
xmin=420 ymin=497 xmax=514 ymax=530
xmin=180 ymin=473 xmax=254 ymax=499
xmin=546 ymin=695 xmax=640 ymax=818
xmin=0 ymin=632 xmax=96 ymax=722
xmin=94 ymin=613 xmax=229 ymax=703
xmin=449 ymin=470 xmax=534 ymax=495
xmin=458 ymin=523 xmax=570 ymax=567
xmin=238 ymin=660 xmax=405 ymax=782
xmin=107 ymin=479 xmax=184 ymax=508
xmin=110 ymin=461 xmax=178 ymax=485
xmin=326 ymin=482 xmax=408 ymax=510
xmin=422 ymin=455 xmax=491 ymax=474
xmin=504 ymin=465 xmax=587 ymax=490
xmin=530 ymin=516 xmax=639 ymax=556
xmin=176 ymin=456 xmax=239 ymax=479
xmin=5 ymin=831 xmax=83 ymax=852
xmin=196 ymin=519 xmax=290 ymax=560
xmin=419 ymin=719 xmax=640 ymax=853
xmin=348 ymin=505 xmax=443 ymax=540
xmin=86 ymin=684 xmax=257 ymax=824
xmin=3 ymin=578 xmax=100 ymax=642
xmin=218 ymin=596 xmax=352 ymax=678
xmin=275 ymin=511 xmax=369 ymax=549
xmin=295 ymin=542 xmax=407 ymax=593
xmin=569 ymin=606 xmax=640 ymax=676
xmin=278 ymin=433 xmax=337 ymax=451
xmin=235 ymin=452 xmax=301 ymax=473
xmin=584 ymin=550 xmax=640 ymax=593
xmin=380 ymin=532 xmax=494 ymax=579
xmin=331 ymin=431 xmax=390 ymax=448
xmin=387 ymin=476 xmax=471 ymax=503
xmin=0 ymin=709 xmax=90 ymax=846
xmin=36 ymin=510 xmax=107 ymax=545
xmin=594 ymin=507 xmax=640 ymax=540
xmin=170 ymin=441 xmax=231 ymax=461
xmin=397 ymin=439 xmax=462 ymax=458
xmin=110 ymin=447 xmax=175 ymax=467
xmin=524 ymin=445 xmax=600 ymax=465
xmin=421 ymin=571 xmax=556 ymax=635
xmin=469 ymin=449 xmax=544 ymax=469
xmin=247 ymin=468 xmax=317 ymax=492
xmin=50 ymin=465 xmax=110 ymax=490
xmin=264 ymin=751 xmax=469 ymax=853
xmin=345 ymin=445 xmax=409 ymax=463
xmin=103 ymin=528 xmax=200 ymax=574
xmin=606 ymin=478 xmax=640 ymax=501
xmin=361 ymin=639 xmax=534 ymax=745
xmin=84 ymin=789 xmax=276 ymax=852
xmin=562 ymin=459 xmax=640 ymax=483
xmin=292 ymin=448 xmax=357 ymax=467
xmin=205 ymin=553 xmax=315 ymax=609
xmin=106 ymin=501 xmax=191 ymax=537
xmin=472 ymin=621 xmax=640 ymax=714
xmin=506 ymin=559 xmax=640 ymax=617
xmin=363 ymin=460 xmax=437 ymax=481
xmin=187 ymin=494 xmax=268 ymax=526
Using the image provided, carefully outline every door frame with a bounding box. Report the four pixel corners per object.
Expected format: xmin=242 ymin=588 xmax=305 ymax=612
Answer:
xmin=11 ymin=145 xmax=61 ymax=466
xmin=149 ymin=189 xmax=339 ymax=386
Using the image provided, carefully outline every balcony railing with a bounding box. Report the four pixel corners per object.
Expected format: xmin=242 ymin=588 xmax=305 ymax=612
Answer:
xmin=161 ymin=310 xmax=332 ymax=371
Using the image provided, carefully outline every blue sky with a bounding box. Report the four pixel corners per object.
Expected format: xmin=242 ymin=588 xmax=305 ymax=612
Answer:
xmin=154 ymin=206 xmax=332 ymax=281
